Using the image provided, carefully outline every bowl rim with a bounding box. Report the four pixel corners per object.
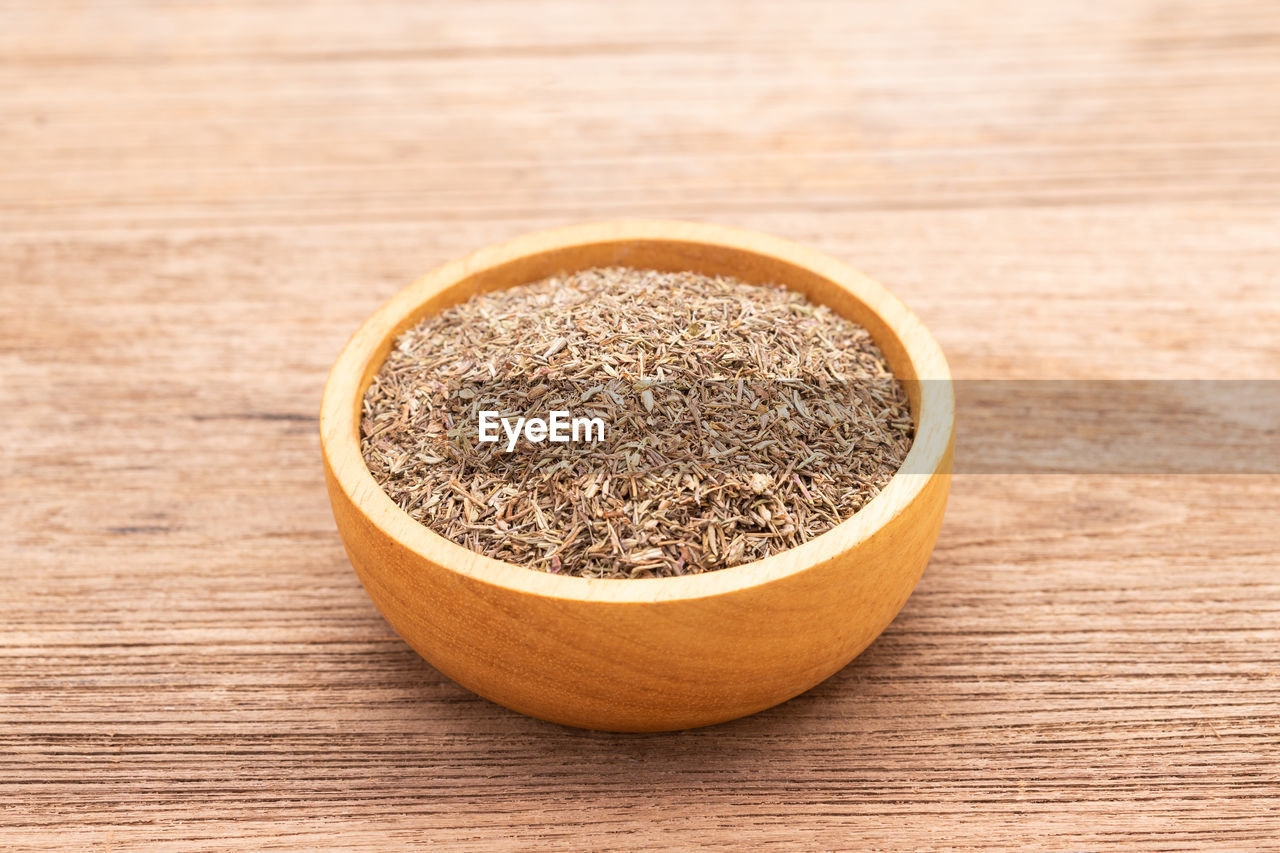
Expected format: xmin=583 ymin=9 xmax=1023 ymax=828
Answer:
xmin=320 ymin=220 xmax=953 ymax=604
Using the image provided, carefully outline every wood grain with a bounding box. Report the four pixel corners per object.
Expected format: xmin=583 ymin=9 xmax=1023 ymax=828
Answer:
xmin=1 ymin=0 xmax=1277 ymax=848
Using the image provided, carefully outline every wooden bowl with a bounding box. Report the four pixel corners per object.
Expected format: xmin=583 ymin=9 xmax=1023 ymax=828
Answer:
xmin=320 ymin=221 xmax=954 ymax=732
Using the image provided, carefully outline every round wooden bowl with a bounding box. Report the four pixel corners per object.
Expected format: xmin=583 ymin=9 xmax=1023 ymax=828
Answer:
xmin=320 ymin=221 xmax=954 ymax=732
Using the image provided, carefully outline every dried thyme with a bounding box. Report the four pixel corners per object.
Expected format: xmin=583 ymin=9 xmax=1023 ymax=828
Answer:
xmin=360 ymin=267 xmax=914 ymax=579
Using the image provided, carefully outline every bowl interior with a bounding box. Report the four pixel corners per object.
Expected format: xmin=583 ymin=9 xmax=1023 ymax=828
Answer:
xmin=321 ymin=221 xmax=953 ymax=603
xmin=353 ymin=238 xmax=928 ymax=426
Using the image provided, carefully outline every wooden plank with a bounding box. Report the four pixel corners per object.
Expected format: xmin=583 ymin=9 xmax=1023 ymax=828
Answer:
xmin=1 ymin=0 xmax=1277 ymax=849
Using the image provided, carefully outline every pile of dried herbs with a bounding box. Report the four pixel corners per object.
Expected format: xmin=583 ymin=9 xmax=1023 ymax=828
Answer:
xmin=361 ymin=267 xmax=914 ymax=578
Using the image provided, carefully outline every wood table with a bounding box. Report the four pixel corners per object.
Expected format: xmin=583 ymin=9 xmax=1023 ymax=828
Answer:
xmin=3 ymin=1 xmax=1277 ymax=849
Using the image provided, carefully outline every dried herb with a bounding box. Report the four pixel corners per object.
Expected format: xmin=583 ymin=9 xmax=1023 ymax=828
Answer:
xmin=361 ymin=267 xmax=914 ymax=578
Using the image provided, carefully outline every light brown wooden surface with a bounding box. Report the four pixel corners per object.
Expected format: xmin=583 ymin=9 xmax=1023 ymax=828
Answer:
xmin=2 ymin=0 xmax=1277 ymax=849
